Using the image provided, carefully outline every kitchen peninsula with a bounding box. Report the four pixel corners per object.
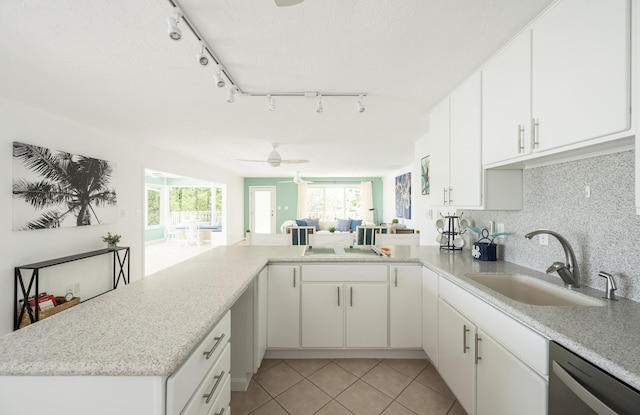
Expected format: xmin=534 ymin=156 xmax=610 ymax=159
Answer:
xmin=1 ymin=245 xmax=640 ymax=414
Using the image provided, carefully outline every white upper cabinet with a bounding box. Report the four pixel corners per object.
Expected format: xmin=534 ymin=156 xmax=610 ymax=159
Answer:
xmin=428 ymin=97 xmax=451 ymax=206
xmin=449 ymin=72 xmax=482 ymax=207
xmin=482 ymin=30 xmax=532 ymax=165
xmin=482 ymin=0 xmax=631 ymax=167
xmin=532 ymin=0 xmax=630 ymax=151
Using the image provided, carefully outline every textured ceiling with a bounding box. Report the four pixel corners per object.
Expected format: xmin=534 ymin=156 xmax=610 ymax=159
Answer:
xmin=0 ymin=0 xmax=555 ymax=178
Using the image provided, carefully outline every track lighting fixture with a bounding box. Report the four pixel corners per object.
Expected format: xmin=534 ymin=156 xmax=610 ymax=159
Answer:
xmin=213 ymin=66 xmax=225 ymax=88
xmin=196 ymin=42 xmax=208 ymax=66
xmin=316 ymin=95 xmax=323 ymax=113
xmin=356 ymin=95 xmax=365 ymax=113
xmin=268 ymin=95 xmax=276 ymax=111
xmin=226 ymin=86 xmax=237 ymax=103
xmin=167 ymin=8 xmax=182 ymax=41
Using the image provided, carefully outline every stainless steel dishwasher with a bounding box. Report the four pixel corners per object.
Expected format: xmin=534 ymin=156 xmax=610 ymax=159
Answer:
xmin=549 ymin=341 xmax=640 ymax=414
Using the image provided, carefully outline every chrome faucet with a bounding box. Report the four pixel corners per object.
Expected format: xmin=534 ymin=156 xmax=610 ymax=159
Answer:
xmin=524 ymin=230 xmax=581 ymax=288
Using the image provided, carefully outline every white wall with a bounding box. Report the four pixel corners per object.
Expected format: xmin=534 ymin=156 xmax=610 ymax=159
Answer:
xmin=0 ymin=97 xmax=243 ymax=336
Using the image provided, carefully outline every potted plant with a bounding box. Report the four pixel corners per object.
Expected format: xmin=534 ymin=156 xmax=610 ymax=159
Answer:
xmin=102 ymin=232 xmax=121 ymax=249
xmin=328 ymin=226 xmax=336 ymax=233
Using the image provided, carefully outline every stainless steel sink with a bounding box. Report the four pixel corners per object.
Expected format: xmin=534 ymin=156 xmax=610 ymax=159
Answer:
xmin=465 ymin=273 xmax=603 ymax=306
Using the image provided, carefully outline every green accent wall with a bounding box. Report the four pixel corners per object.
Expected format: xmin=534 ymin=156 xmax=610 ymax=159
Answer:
xmin=244 ymin=177 xmax=383 ymax=234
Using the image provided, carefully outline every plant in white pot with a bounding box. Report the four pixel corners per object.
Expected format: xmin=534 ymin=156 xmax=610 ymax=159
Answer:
xmin=102 ymin=232 xmax=121 ymax=249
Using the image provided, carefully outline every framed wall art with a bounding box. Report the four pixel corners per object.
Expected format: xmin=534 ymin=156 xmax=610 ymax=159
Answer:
xmin=421 ymin=155 xmax=430 ymax=195
xmin=395 ymin=172 xmax=411 ymax=219
xmin=12 ymin=141 xmax=118 ymax=230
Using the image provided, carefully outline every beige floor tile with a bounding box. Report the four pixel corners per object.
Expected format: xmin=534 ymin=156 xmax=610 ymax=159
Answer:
xmin=382 ymin=401 xmax=418 ymax=415
xmin=381 ymin=359 xmax=429 ymax=379
xmin=308 ymin=362 xmax=358 ymax=397
xmin=315 ymin=400 xmax=355 ymax=415
xmin=250 ymin=400 xmax=289 ymax=415
xmin=414 ymin=364 xmax=455 ymax=399
xmin=230 ymin=380 xmax=272 ymax=415
xmin=447 ymin=401 xmax=468 ymax=415
xmin=336 ymin=380 xmax=393 ymax=415
xmin=257 ymin=359 xmax=282 ymax=374
xmin=254 ymin=362 xmax=304 ymax=397
xmin=285 ymin=358 xmax=331 ymax=377
xmin=395 ymin=381 xmax=455 ymax=415
xmin=362 ymin=363 xmax=413 ymax=399
xmin=333 ymin=358 xmax=381 ymax=377
xmin=275 ymin=379 xmax=331 ymax=415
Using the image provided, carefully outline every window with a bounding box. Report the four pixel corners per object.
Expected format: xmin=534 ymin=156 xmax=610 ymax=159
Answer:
xmin=307 ymin=185 xmax=361 ymax=220
xmin=146 ymin=185 xmax=162 ymax=228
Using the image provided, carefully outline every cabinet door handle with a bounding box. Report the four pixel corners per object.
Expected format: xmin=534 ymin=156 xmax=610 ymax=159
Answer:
xmin=518 ymin=124 xmax=525 ymax=153
xmin=394 ymin=268 xmax=398 ymax=287
xmin=337 ymin=286 xmax=341 ymax=307
xmin=532 ymin=118 xmax=540 ymax=149
xmin=443 ymin=188 xmax=448 ymax=205
xmin=203 ymin=370 xmax=225 ymax=404
xmin=475 ymin=333 xmax=482 ymax=364
xmin=448 ymin=187 xmax=453 ymax=204
xmin=350 ymin=286 xmax=353 ymax=307
xmin=203 ymin=333 xmax=226 ymax=360
xmin=462 ymin=325 xmax=470 ymax=354
xmin=293 ymin=268 xmax=296 ymax=288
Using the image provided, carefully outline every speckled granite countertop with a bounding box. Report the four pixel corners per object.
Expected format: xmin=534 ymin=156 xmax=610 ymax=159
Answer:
xmin=1 ymin=245 xmax=639 ymax=392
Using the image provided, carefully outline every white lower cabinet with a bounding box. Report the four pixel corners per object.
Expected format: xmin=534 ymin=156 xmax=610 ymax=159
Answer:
xmin=438 ymin=299 xmax=477 ymax=414
xmin=476 ymin=329 xmax=547 ymax=415
xmin=166 ymin=311 xmax=231 ymax=415
xmin=267 ymin=265 xmax=300 ymax=348
xmin=390 ymin=265 xmax=422 ymax=348
xmin=421 ymin=267 xmax=439 ymax=366
xmin=300 ymin=264 xmax=388 ymax=349
xmin=438 ymin=277 xmax=548 ymax=415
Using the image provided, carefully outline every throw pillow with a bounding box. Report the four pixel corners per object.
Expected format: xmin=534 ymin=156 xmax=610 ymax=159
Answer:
xmin=295 ymin=219 xmax=307 ymax=226
xmin=336 ymin=219 xmax=351 ymax=232
xmin=305 ymin=218 xmax=320 ymax=231
xmin=350 ymin=219 xmax=363 ymax=231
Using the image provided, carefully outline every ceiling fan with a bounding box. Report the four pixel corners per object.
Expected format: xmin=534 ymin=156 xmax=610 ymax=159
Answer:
xmin=237 ymin=143 xmax=309 ymax=168
xmin=274 ymin=0 xmax=305 ymax=7
xmin=279 ymin=171 xmax=313 ymax=184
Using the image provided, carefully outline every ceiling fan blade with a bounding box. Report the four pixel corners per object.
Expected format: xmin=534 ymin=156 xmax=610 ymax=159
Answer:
xmin=274 ymin=0 xmax=304 ymax=7
xmin=236 ymin=159 xmax=268 ymax=163
xmin=280 ymin=159 xmax=309 ymax=164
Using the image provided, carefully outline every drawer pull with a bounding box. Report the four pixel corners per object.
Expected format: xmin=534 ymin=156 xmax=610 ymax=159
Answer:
xmin=215 ymin=408 xmax=226 ymax=415
xmin=203 ymin=370 xmax=225 ymax=404
xmin=203 ymin=333 xmax=226 ymax=360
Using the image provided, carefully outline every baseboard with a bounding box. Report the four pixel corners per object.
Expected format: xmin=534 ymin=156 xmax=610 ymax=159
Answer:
xmin=264 ymin=348 xmax=428 ymax=360
xmin=230 ymin=372 xmax=252 ymax=392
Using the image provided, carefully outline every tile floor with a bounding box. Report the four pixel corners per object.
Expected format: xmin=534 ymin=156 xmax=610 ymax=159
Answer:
xmin=231 ymin=358 xmax=467 ymax=415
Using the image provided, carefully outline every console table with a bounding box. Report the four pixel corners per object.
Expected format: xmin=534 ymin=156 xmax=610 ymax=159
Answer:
xmin=13 ymin=247 xmax=130 ymax=330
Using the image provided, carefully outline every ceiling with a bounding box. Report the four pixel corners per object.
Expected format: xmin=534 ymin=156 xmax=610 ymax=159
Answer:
xmin=0 ymin=0 xmax=555 ymax=178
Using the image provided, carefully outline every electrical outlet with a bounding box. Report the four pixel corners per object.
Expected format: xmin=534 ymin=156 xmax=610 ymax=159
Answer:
xmin=497 ymin=223 xmax=505 ymax=238
xmin=74 ymin=283 xmax=81 ymax=295
xmin=539 ymin=234 xmax=549 ymax=246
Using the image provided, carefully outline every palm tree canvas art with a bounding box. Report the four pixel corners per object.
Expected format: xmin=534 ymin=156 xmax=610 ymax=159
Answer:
xmin=12 ymin=141 xmax=117 ymax=230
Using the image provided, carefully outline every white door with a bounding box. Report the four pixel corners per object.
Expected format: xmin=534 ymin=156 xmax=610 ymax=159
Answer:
xmin=250 ymin=187 xmax=276 ymax=234
xmin=476 ymin=329 xmax=547 ymax=415
xmin=345 ymin=284 xmax=388 ymax=348
xmin=267 ymin=265 xmax=300 ymax=348
xmin=390 ymin=265 xmax=422 ymax=348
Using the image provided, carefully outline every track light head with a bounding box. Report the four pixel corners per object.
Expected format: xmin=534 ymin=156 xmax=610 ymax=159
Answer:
xmin=167 ymin=9 xmax=182 ymax=41
xmin=197 ymin=42 xmax=209 ymax=66
xmin=357 ymin=95 xmax=365 ymax=113
xmin=268 ymin=95 xmax=276 ymax=111
xmin=227 ymin=86 xmax=237 ymax=103
xmin=316 ymin=95 xmax=323 ymax=113
xmin=214 ymin=66 xmax=225 ymax=88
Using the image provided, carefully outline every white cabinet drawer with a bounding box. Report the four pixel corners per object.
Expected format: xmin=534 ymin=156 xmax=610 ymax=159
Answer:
xmin=167 ymin=311 xmax=231 ymax=415
xmin=182 ymin=343 xmax=231 ymax=415
xmin=439 ymin=277 xmax=548 ymax=377
xmin=302 ymin=264 xmax=387 ymax=282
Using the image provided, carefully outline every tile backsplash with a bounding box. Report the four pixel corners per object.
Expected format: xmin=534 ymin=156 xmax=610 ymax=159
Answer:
xmin=461 ymin=150 xmax=640 ymax=302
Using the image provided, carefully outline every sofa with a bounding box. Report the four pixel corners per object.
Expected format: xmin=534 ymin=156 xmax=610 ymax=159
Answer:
xmin=280 ymin=218 xmax=374 ymax=234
